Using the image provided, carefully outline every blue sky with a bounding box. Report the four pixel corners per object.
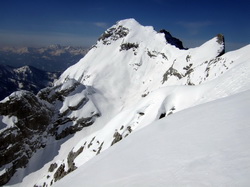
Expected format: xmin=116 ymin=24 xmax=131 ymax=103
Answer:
xmin=0 ymin=0 xmax=249 ymax=51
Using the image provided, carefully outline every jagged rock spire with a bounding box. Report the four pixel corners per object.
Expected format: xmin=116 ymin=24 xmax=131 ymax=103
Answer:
xmin=216 ymin=34 xmax=225 ymax=56
xmin=159 ymin=29 xmax=186 ymax=49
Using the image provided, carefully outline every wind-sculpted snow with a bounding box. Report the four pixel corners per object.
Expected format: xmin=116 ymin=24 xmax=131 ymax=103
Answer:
xmin=1 ymin=19 xmax=250 ymax=187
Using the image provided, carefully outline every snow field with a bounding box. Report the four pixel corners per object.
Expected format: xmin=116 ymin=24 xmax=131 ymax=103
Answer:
xmin=54 ymin=90 xmax=250 ymax=187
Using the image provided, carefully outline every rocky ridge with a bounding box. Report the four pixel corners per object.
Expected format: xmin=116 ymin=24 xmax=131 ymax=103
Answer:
xmin=0 ymin=79 xmax=100 ymax=185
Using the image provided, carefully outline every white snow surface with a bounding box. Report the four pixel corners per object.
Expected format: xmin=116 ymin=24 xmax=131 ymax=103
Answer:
xmin=54 ymin=18 xmax=229 ymax=135
xmin=0 ymin=116 xmax=17 ymax=133
xmin=3 ymin=19 xmax=250 ymax=187
xmin=54 ymin=90 xmax=250 ymax=187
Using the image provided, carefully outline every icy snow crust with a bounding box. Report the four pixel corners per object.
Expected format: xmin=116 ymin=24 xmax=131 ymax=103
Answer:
xmin=4 ymin=18 xmax=250 ymax=186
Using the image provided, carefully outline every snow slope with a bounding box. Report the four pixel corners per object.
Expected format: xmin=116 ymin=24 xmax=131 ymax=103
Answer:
xmin=2 ymin=18 xmax=250 ymax=187
xmin=54 ymin=89 xmax=250 ymax=187
xmin=54 ymin=18 xmax=228 ymax=136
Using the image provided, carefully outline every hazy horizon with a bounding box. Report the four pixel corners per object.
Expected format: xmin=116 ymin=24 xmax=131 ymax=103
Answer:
xmin=1 ymin=0 xmax=249 ymax=52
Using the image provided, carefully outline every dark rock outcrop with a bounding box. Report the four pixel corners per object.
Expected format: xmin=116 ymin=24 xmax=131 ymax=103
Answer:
xmin=159 ymin=29 xmax=186 ymax=50
xmin=0 ymin=79 xmax=100 ymax=185
xmin=120 ymin=43 xmax=139 ymax=51
xmin=53 ymin=164 xmax=67 ymax=182
xmin=216 ymin=34 xmax=225 ymax=56
xmin=48 ymin=163 xmax=58 ymax=173
xmin=111 ymin=131 xmax=123 ymax=146
xmin=162 ymin=65 xmax=183 ymax=83
xmin=0 ymin=91 xmax=52 ymax=130
xmin=0 ymin=91 xmax=53 ymax=185
xmin=98 ymin=25 xmax=129 ymax=45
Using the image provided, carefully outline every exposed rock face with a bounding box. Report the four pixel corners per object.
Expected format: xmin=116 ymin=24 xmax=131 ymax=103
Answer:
xmin=0 ymin=91 xmax=53 ymax=185
xmin=0 ymin=91 xmax=52 ymax=130
xmin=120 ymin=43 xmax=139 ymax=51
xmin=98 ymin=25 xmax=129 ymax=45
xmin=111 ymin=131 xmax=123 ymax=146
xmin=162 ymin=65 xmax=183 ymax=83
xmin=0 ymin=79 xmax=100 ymax=185
xmin=53 ymin=164 xmax=67 ymax=182
xmin=48 ymin=163 xmax=58 ymax=173
xmin=216 ymin=34 xmax=225 ymax=56
xmin=159 ymin=29 xmax=186 ymax=49
xmin=67 ymin=147 xmax=83 ymax=172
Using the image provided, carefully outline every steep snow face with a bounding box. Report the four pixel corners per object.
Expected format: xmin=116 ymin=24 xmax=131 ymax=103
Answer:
xmin=53 ymin=52 xmax=250 ymax=177
xmin=54 ymin=90 xmax=250 ymax=187
xmin=57 ymin=19 xmax=224 ymax=90
xmin=56 ymin=18 xmax=225 ymax=124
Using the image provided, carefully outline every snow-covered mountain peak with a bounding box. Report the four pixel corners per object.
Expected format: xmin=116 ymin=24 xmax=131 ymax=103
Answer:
xmin=97 ymin=18 xmax=163 ymax=47
xmin=54 ymin=20 xmax=228 ymax=128
xmin=116 ymin=18 xmax=140 ymax=27
xmin=57 ymin=19 xmax=225 ymax=93
xmin=1 ymin=19 xmax=249 ymax=187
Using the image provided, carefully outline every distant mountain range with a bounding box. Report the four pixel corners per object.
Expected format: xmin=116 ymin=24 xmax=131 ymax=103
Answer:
xmin=0 ymin=64 xmax=60 ymax=100
xmin=0 ymin=45 xmax=88 ymax=72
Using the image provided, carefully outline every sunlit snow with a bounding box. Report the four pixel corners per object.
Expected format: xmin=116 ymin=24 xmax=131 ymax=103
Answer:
xmin=2 ymin=18 xmax=250 ymax=187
